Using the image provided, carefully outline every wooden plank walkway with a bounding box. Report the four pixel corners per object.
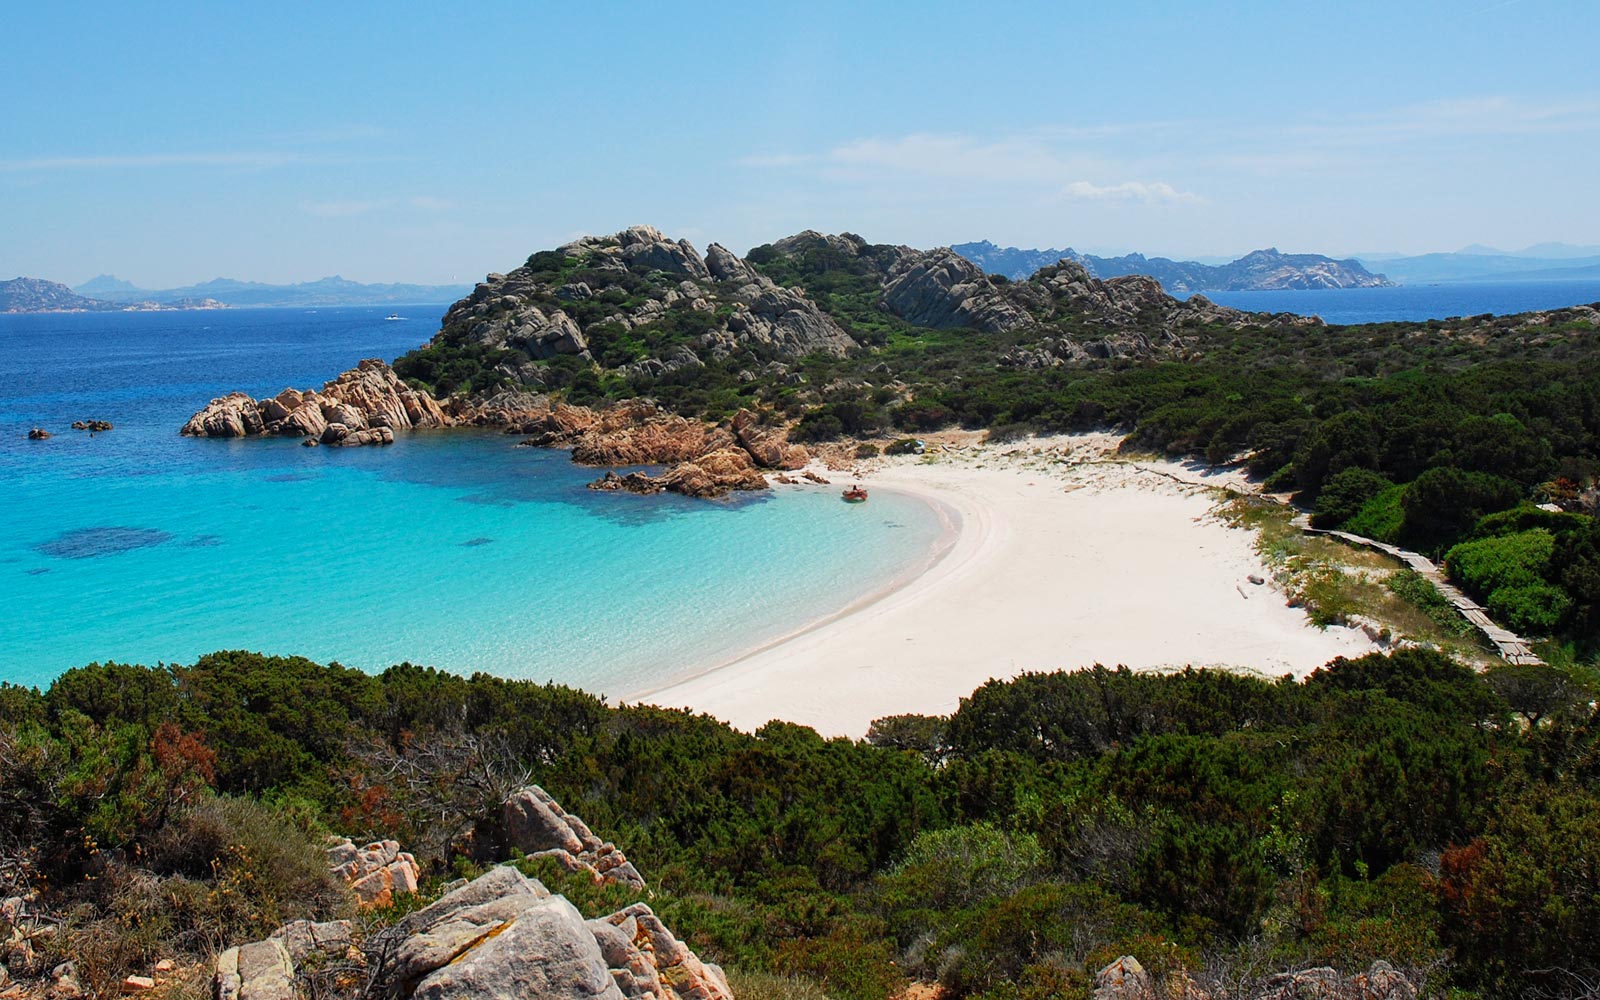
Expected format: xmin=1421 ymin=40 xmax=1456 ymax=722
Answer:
xmin=1290 ymin=514 xmax=1544 ymax=665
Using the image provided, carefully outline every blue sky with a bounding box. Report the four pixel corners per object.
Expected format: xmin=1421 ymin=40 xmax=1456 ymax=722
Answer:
xmin=2 ymin=1 xmax=1596 ymax=285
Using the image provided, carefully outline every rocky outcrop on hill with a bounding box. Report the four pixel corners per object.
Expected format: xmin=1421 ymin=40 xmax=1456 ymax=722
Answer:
xmin=881 ymin=249 xmax=1033 ymax=333
xmin=430 ymin=225 xmax=855 ymax=375
xmin=214 ymin=869 xmax=732 ymax=1000
xmin=181 ymin=359 xmax=452 ymax=444
xmin=750 ymin=231 xmax=1299 ymax=355
xmin=502 ymin=786 xmax=646 ymax=890
xmin=953 ymin=240 xmax=1393 ymax=290
xmin=1089 ymin=954 xmax=1418 ymax=1000
xmin=326 ymin=837 xmax=421 ymax=909
xmin=216 ymin=790 xmax=730 ymax=1000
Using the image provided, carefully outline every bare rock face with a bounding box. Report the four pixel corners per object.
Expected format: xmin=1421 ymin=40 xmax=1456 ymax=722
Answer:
xmin=503 ymin=786 xmax=646 ymax=891
xmin=181 ymin=360 xmax=451 ymax=444
xmin=435 ymin=226 xmax=855 ymax=372
xmin=731 ymin=408 xmax=809 ymax=470
xmin=567 ymin=402 xmax=736 ymax=467
xmin=354 ymin=866 xmax=730 ymax=1000
xmin=326 ymin=837 xmax=421 ymax=909
xmin=881 ymin=249 xmax=1032 ymax=333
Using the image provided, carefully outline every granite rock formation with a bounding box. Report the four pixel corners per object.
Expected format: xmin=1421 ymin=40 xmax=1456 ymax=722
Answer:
xmin=325 ymin=837 xmax=421 ymax=909
xmin=181 ymin=359 xmax=452 ymax=444
xmin=502 ymin=786 xmax=646 ymax=891
xmin=432 ymin=225 xmax=855 ymax=370
xmin=215 ymin=865 xmax=729 ymax=1000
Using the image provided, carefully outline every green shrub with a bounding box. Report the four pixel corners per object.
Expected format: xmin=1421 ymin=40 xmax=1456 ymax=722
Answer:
xmin=1487 ymin=583 xmax=1572 ymax=635
xmin=1446 ymin=529 xmax=1556 ymax=596
xmin=1343 ymin=484 xmax=1406 ymax=542
xmin=883 ymin=438 xmax=924 ymax=456
xmin=1312 ymin=468 xmax=1394 ymax=529
xmin=1401 ymin=467 xmax=1522 ymax=550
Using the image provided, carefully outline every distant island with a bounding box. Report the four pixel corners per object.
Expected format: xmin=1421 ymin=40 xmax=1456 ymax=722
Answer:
xmin=1355 ymin=243 xmax=1600 ymax=284
xmin=0 ymin=277 xmax=223 ymax=313
xmin=953 ymin=241 xmax=1392 ymax=291
xmin=74 ymin=273 xmax=473 ymax=308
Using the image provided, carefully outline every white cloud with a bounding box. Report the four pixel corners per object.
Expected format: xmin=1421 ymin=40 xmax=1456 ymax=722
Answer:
xmin=1061 ymin=180 xmax=1201 ymax=204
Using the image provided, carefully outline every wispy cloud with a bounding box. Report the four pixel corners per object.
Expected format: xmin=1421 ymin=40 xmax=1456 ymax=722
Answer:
xmin=1061 ymin=180 xmax=1201 ymax=204
xmin=0 ymin=151 xmax=311 ymax=171
xmin=740 ymin=131 xmax=1200 ymax=206
xmin=300 ymin=196 xmax=455 ymax=217
xmin=0 ymin=149 xmax=409 ymax=173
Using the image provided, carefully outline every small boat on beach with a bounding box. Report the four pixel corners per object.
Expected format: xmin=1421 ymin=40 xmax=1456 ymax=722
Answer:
xmin=842 ymin=486 xmax=868 ymax=503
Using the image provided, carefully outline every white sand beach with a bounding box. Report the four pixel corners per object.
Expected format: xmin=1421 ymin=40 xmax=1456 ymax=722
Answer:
xmin=640 ymin=435 xmax=1378 ymax=738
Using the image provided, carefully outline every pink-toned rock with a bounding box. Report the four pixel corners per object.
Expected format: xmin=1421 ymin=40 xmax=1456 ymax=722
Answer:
xmin=121 ymin=975 xmax=155 ymax=992
xmin=732 ymin=408 xmax=808 ymax=470
xmin=180 ymin=360 xmax=451 ymax=443
xmin=326 ymin=837 xmax=420 ymax=909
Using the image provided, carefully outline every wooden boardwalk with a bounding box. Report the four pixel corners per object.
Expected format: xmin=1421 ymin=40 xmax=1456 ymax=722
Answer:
xmin=1290 ymin=514 xmax=1544 ymax=665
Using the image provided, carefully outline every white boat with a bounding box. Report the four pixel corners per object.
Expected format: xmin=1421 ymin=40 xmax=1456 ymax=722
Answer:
xmin=384 ymin=313 xmax=404 ymax=321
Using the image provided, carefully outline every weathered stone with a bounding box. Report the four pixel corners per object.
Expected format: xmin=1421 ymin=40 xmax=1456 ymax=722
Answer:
xmin=327 ymin=838 xmax=421 ymax=909
xmin=215 ymin=938 xmax=294 ymax=1000
xmin=182 ymin=360 xmax=451 ymax=441
xmin=411 ymin=895 xmax=623 ymax=1000
xmin=1094 ymin=955 xmax=1152 ymax=1000
xmin=269 ymin=919 xmax=353 ymax=964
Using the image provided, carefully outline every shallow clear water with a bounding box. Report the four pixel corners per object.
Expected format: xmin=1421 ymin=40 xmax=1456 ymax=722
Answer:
xmin=0 ymin=307 xmax=945 ymax=695
xmin=1191 ymin=279 xmax=1600 ymax=324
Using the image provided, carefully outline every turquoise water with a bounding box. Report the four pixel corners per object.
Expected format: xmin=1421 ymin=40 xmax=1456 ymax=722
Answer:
xmin=0 ymin=307 xmax=946 ymax=696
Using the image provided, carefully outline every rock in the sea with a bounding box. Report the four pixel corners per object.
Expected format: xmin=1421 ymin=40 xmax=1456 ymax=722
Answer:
xmin=27 ymin=428 xmax=50 ymax=439
xmin=181 ymin=360 xmax=451 ymax=444
xmin=326 ymin=837 xmax=421 ymax=909
xmin=70 ymin=420 xmax=113 ymax=432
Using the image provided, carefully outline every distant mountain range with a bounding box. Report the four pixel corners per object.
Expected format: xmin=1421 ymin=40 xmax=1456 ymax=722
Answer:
xmin=1 ymin=277 xmax=223 ymax=314
xmin=953 ymin=242 xmax=1392 ymax=291
xmin=1348 ymin=247 xmax=1600 ymax=285
xmin=73 ymin=274 xmax=474 ymax=308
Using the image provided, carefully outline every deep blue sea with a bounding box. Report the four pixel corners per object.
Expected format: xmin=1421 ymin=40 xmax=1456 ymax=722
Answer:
xmin=0 ymin=306 xmax=946 ymax=695
xmin=1193 ymin=279 xmax=1600 ymax=324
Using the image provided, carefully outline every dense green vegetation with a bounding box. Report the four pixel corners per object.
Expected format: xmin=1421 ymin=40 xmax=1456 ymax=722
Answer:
xmin=4 ymin=650 xmax=1598 ymax=998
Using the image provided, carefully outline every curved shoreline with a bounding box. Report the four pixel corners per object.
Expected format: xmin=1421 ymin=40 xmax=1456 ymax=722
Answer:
xmin=641 ymin=442 xmax=1380 ymax=737
xmin=622 ymin=485 xmax=969 ymax=704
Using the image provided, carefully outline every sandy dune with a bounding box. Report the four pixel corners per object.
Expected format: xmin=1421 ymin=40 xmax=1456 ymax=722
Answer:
xmin=639 ymin=439 xmax=1377 ymax=737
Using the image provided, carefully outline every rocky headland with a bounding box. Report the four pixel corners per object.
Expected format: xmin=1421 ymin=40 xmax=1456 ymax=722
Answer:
xmin=179 ymin=224 xmax=1302 ymax=497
